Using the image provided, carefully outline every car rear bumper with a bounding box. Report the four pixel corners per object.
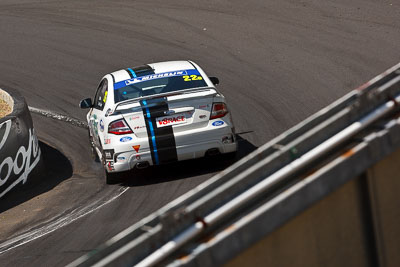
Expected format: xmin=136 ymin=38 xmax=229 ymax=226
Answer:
xmin=108 ymin=122 xmax=237 ymax=173
xmin=110 ymin=141 xmax=237 ymax=173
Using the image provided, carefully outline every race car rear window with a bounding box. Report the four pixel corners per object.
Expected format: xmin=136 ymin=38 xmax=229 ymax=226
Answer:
xmin=113 ymin=69 xmax=207 ymax=103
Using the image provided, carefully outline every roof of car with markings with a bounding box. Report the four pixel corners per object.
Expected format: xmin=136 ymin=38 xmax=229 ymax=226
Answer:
xmin=110 ymin=61 xmax=196 ymax=83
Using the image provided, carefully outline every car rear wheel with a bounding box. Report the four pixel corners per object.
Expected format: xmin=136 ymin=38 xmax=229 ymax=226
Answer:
xmin=101 ymin=151 xmax=120 ymax=184
xmin=105 ymin=169 xmax=120 ymax=184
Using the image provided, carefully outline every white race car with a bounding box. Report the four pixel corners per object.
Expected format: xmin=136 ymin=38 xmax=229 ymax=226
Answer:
xmin=80 ymin=60 xmax=237 ymax=183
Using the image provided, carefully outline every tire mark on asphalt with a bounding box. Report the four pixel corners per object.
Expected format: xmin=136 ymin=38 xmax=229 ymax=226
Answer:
xmin=28 ymin=106 xmax=88 ymax=129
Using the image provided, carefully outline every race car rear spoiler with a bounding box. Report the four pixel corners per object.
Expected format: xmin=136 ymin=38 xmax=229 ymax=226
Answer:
xmin=112 ymin=87 xmax=217 ymax=113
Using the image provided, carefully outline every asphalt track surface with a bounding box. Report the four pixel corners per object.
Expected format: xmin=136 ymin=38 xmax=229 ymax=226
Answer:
xmin=0 ymin=0 xmax=399 ymax=266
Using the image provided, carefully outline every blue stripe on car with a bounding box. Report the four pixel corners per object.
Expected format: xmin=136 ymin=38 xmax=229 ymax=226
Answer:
xmin=142 ymin=100 xmax=159 ymax=165
xmin=127 ymin=68 xmax=137 ymax=78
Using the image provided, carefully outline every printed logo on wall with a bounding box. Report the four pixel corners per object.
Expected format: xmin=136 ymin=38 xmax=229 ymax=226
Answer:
xmin=0 ymin=120 xmax=11 ymax=150
xmin=0 ymin=120 xmax=41 ymax=198
xmin=212 ymin=120 xmax=224 ymax=126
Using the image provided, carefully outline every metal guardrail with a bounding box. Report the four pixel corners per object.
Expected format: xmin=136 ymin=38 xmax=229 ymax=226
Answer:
xmin=68 ymin=63 xmax=400 ymax=267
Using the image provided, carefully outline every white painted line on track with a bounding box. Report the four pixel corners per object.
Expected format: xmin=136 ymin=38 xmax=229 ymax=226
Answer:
xmin=0 ymin=186 xmax=129 ymax=255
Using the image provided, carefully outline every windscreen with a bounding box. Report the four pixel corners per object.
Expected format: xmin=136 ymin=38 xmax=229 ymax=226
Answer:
xmin=113 ymin=69 xmax=207 ymax=103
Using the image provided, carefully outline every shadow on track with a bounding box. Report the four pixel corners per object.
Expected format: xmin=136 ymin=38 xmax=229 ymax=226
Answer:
xmin=0 ymin=141 xmax=73 ymax=213
xmin=119 ymin=135 xmax=257 ymax=187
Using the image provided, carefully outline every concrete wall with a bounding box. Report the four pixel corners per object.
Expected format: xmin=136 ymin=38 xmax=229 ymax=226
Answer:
xmin=366 ymin=148 xmax=400 ymax=267
xmin=224 ymin=150 xmax=400 ymax=267
xmin=0 ymin=88 xmax=41 ymax=198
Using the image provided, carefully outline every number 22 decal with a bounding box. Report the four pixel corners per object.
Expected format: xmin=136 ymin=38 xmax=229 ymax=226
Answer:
xmin=183 ymin=75 xmax=203 ymax=81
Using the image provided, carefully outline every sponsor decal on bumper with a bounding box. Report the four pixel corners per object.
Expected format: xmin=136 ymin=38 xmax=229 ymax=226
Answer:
xmin=212 ymin=120 xmax=224 ymax=126
xmin=120 ymin=136 xmax=132 ymax=142
xmin=156 ymin=115 xmax=186 ymax=128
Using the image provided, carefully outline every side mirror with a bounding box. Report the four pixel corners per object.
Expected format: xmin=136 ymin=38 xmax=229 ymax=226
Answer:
xmin=209 ymin=76 xmax=219 ymax=85
xmin=79 ymin=98 xmax=93 ymax=109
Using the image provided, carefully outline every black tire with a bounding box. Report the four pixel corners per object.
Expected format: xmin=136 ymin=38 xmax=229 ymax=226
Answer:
xmin=224 ymin=151 xmax=237 ymax=161
xmin=105 ymin=170 xmax=120 ymax=184
xmin=100 ymin=147 xmax=119 ymax=184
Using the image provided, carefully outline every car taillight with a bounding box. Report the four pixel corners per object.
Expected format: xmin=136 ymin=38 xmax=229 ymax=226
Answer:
xmin=210 ymin=102 xmax=228 ymax=119
xmin=108 ymin=119 xmax=133 ymax=135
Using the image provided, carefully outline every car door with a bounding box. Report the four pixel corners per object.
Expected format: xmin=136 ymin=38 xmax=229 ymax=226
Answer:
xmin=89 ymin=78 xmax=108 ymax=150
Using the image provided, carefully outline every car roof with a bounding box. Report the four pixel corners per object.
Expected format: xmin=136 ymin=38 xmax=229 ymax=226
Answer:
xmin=109 ymin=60 xmax=197 ymax=83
